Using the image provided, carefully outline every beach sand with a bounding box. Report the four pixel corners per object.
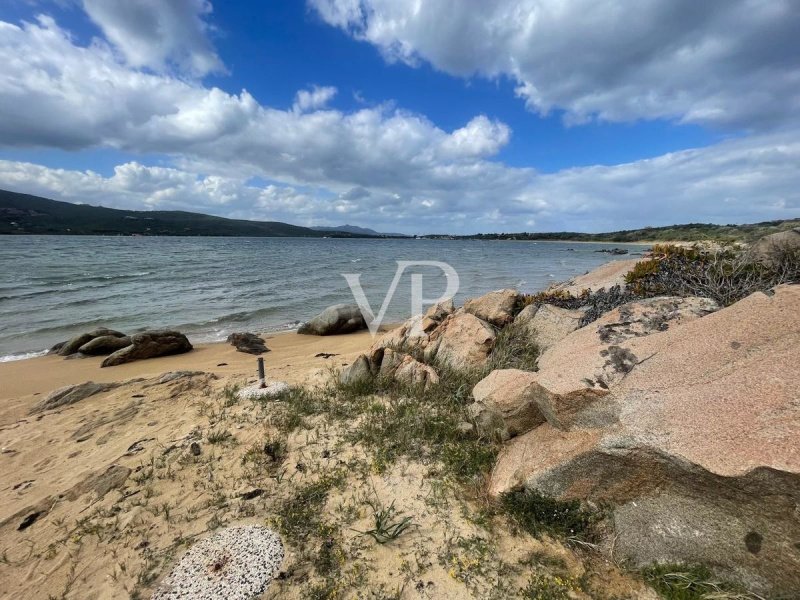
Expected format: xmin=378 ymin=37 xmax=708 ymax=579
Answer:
xmin=0 ymin=329 xmax=376 ymax=426
xmin=0 ymin=303 xmax=648 ymax=599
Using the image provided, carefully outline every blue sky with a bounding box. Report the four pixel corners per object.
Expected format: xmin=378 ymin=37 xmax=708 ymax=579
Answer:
xmin=0 ymin=1 xmax=797 ymax=234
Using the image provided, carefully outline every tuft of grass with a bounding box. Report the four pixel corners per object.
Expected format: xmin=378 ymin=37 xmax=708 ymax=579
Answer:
xmin=520 ymin=573 xmax=579 ymax=600
xmin=489 ymin=319 xmax=540 ymax=372
xmin=206 ymin=429 xmax=233 ymax=445
xmin=241 ymin=435 xmax=287 ymax=473
xmin=270 ymin=471 xmax=345 ymax=547
xmin=500 ymin=488 xmax=600 ymax=542
xmin=357 ymin=499 xmax=416 ymax=544
xmin=641 ymin=564 xmax=764 ymax=600
xmin=344 ymin=362 xmax=498 ymax=479
xmin=222 ymin=384 xmax=240 ymax=407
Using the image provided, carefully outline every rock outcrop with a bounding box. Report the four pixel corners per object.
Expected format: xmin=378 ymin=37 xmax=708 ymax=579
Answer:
xmin=525 ymin=296 xmax=718 ymax=430
xmin=488 ymin=287 xmax=799 ymax=595
xmin=77 ymin=335 xmax=131 ymax=355
xmin=750 ymin=228 xmax=800 ymax=265
xmin=339 ymin=347 xmax=439 ymax=390
xmin=469 ymin=369 xmax=545 ymax=440
xmin=515 ymin=303 xmax=585 ymax=351
xmin=54 ymin=327 xmax=129 ymax=357
xmin=29 ymin=381 xmax=123 ymax=414
xmin=101 ymin=330 xmax=192 ymax=367
xmin=297 ymin=304 xmax=366 ymax=336
xmin=425 ymin=311 xmax=496 ymax=368
xmin=464 ymin=289 xmax=521 ymax=326
xmin=227 ymin=332 xmax=269 ymax=354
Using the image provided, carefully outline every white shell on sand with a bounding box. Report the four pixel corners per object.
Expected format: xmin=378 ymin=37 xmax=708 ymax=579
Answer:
xmin=236 ymin=381 xmax=290 ymax=400
xmin=152 ymin=525 xmax=284 ymax=600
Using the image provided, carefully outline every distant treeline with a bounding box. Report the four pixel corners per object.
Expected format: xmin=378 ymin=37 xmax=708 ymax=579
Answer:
xmin=423 ymin=219 xmax=800 ymax=243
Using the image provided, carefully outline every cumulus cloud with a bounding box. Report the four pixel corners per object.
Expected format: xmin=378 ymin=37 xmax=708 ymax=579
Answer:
xmin=309 ymin=0 xmax=800 ymax=130
xmin=0 ymin=16 xmax=518 ymax=197
xmin=0 ymin=160 xmax=320 ymax=219
xmin=82 ymin=0 xmax=224 ymax=76
xmin=2 ymin=130 xmax=798 ymax=234
xmin=293 ymin=85 xmax=338 ymax=112
xmin=0 ymin=11 xmax=797 ymax=234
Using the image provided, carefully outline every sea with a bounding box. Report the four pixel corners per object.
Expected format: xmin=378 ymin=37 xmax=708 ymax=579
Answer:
xmin=0 ymin=236 xmax=646 ymax=361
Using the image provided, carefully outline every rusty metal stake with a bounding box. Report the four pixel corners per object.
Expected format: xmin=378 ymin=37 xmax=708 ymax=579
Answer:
xmin=257 ymin=357 xmax=266 ymax=388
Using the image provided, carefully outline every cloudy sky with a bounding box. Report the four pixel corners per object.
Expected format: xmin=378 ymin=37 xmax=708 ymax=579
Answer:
xmin=0 ymin=1 xmax=798 ymax=234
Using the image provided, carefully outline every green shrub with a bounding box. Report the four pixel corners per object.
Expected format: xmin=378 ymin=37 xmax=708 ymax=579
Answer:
xmin=500 ymin=489 xmax=600 ymax=541
xmin=624 ymin=244 xmax=795 ymax=306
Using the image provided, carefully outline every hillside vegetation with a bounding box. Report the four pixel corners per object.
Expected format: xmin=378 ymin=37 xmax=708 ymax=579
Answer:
xmin=431 ymin=219 xmax=800 ymax=243
xmin=0 ymin=190 xmax=363 ymax=237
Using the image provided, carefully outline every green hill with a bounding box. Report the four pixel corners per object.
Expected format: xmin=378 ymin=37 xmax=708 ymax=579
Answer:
xmin=427 ymin=220 xmax=800 ymax=243
xmin=0 ymin=189 xmax=366 ymax=237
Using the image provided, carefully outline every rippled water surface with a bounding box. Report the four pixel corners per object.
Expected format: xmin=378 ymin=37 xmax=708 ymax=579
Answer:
xmin=0 ymin=236 xmax=645 ymax=359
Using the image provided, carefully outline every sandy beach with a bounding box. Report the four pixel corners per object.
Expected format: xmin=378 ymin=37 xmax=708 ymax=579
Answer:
xmin=0 ymin=307 xmax=650 ymax=599
xmin=0 ymin=329 xmax=376 ymax=426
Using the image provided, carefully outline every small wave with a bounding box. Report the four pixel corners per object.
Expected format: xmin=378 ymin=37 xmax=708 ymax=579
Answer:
xmin=0 ymin=349 xmax=48 ymax=363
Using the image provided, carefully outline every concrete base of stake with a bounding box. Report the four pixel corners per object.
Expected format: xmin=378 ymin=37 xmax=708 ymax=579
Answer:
xmin=237 ymin=381 xmax=290 ymax=400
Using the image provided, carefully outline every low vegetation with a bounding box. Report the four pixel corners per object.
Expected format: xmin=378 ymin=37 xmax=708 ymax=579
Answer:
xmin=519 ymin=241 xmax=799 ymax=328
xmin=641 ymin=564 xmax=765 ymax=600
xmin=625 ymin=241 xmax=799 ymax=306
xmin=500 ymin=489 xmax=601 ymax=543
xmin=440 ymin=218 xmax=800 ymax=243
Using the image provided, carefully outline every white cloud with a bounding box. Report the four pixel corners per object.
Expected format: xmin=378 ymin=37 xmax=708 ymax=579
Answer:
xmin=293 ymin=85 xmax=338 ymax=112
xmin=0 ymin=12 xmax=797 ymax=234
xmin=441 ymin=116 xmax=511 ymax=158
xmin=82 ymin=0 xmax=224 ymax=76
xmin=2 ymin=130 xmax=797 ymax=234
xmin=0 ymin=16 xmax=518 ymax=193
xmin=309 ymin=0 xmax=800 ymax=130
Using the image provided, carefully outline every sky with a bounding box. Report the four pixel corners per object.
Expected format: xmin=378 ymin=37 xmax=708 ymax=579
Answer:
xmin=0 ymin=1 xmax=798 ymax=235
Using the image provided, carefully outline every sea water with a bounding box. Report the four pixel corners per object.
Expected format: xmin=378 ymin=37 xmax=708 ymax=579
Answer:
xmin=0 ymin=236 xmax=645 ymax=360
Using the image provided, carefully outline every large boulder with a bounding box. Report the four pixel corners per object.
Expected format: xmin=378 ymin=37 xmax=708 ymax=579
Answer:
xmin=101 ymin=330 xmax=192 ymax=367
xmin=489 ymin=286 xmax=800 ymax=596
xmin=57 ymin=333 xmax=94 ymax=356
xmin=78 ymin=335 xmax=131 ymax=356
xmin=339 ymin=347 xmax=439 ymax=390
xmin=425 ymin=311 xmax=496 ymax=368
xmin=515 ymin=304 xmax=585 ymax=351
xmin=56 ymin=327 xmax=127 ymax=356
xmin=393 ymin=354 xmax=440 ymax=389
xmin=464 ymin=289 xmax=521 ymax=326
xmin=297 ymin=304 xmax=366 ymax=336
xmin=227 ymin=332 xmax=269 ymax=355
xmin=750 ymin=228 xmax=800 ymax=266
xmin=469 ymin=369 xmax=546 ymax=440
xmin=339 ymin=355 xmax=373 ymax=385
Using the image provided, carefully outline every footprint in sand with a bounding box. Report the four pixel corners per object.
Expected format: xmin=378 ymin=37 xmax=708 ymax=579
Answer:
xmin=33 ymin=456 xmax=55 ymax=471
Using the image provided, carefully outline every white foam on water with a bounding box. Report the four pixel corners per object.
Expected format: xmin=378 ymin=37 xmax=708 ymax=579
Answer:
xmin=0 ymin=349 xmax=48 ymax=363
